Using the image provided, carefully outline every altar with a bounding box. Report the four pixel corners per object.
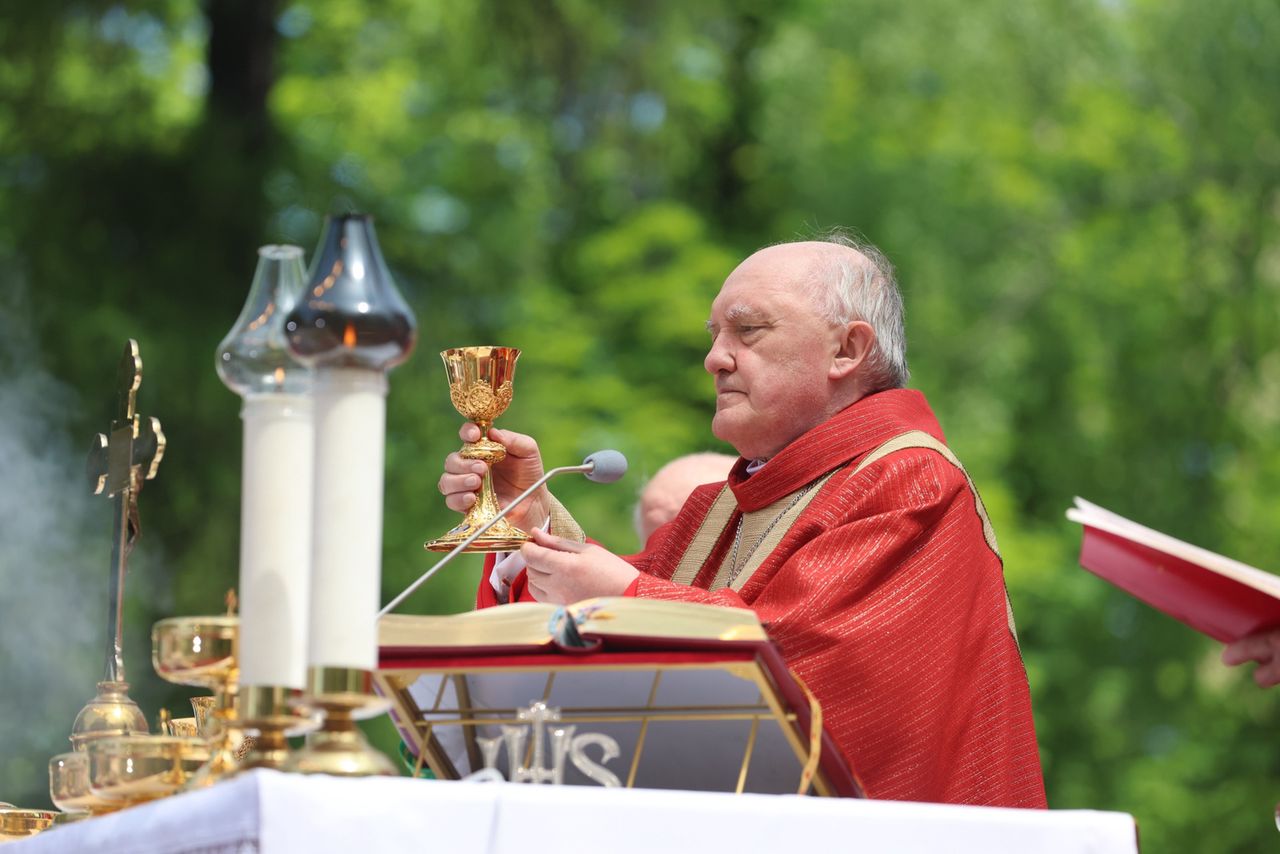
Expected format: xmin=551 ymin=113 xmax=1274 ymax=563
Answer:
xmin=10 ymin=769 xmax=1137 ymax=853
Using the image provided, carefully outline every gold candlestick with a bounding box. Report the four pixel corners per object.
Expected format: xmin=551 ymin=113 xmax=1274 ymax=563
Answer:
xmin=238 ymin=686 xmax=315 ymax=770
xmin=425 ymin=346 xmax=529 ymax=553
xmin=281 ymin=667 xmax=396 ymax=777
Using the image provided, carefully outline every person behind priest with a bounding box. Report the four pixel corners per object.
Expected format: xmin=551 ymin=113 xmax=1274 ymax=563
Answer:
xmin=438 ymin=233 xmax=1047 ymax=807
xmin=634 ymin=452 xmax=737 ymax=547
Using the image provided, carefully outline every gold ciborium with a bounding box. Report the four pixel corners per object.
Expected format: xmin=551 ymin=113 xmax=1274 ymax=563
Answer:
xmin=425 ymin=346 xmax=529 ymax=553
xmin=86 ymin=735 xmax=209 ymax=808
xmin=0 ymin=808 xmax=57 ymax=843
xmin=152 ymin=616 xmax=241 ymax=786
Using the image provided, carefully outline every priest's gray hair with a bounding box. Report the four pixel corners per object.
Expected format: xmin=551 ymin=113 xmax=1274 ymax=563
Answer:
xmin=807 ymin=229 xmax=909 ymax=391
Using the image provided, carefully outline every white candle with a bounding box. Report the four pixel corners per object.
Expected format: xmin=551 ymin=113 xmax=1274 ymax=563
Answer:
xmin=308 ymin=367 xmax=388 ymax=671
xmin=238 ymin=394 xmax=315 ymax=689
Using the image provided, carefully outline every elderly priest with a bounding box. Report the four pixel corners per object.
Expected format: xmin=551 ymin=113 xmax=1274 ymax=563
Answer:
xmin=438 ymin=234 xmax=1046 ymax=808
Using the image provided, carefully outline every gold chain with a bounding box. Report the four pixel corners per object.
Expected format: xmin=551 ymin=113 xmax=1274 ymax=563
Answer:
xmin=724 ymin=482 xmax=816 ymax=587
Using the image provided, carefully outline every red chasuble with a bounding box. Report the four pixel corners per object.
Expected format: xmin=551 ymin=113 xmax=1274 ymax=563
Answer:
xmin=478 ymin=389 xmax=1046 ymax=808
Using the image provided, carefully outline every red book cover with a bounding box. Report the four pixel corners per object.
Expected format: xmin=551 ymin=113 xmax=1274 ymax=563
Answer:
xmin=1068 ymin=498 xmax=1280 ymax=643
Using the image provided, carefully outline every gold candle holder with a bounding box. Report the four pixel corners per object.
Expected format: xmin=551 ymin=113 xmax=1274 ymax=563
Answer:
xmin=425 ymin=346 xmax=530 ymax=553
xmin=238 ymin=686 xmax=315 ymax=771
xmin=152 ymin=615 xmax=242 ymax=787
xmin=281 ymin=668 xmax=396 ymax=777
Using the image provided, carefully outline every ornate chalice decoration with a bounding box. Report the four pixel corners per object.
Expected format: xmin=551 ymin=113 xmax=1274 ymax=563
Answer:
xmin=425 ymin=346 xmax=529 ymax=553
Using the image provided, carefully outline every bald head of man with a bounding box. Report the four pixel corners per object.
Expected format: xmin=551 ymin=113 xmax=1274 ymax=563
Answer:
xmin=634 ymin=452 xmax=738 ymax=545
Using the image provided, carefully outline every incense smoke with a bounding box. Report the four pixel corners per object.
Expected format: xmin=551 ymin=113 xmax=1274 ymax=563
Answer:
xmin=0 ymin=283 xmax=163 ymax=807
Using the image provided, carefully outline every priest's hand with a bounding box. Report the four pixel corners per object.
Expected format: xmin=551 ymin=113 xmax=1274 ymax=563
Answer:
xmin=521 ymin=529 xmax=640 ymax=604
xmin=439 ymin=423 xmax=551 ymax=532
xmin=1222 ymin=629 xmax=1280 ymax=687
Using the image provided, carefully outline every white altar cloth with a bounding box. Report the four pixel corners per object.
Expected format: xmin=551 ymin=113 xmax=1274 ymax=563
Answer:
xmin=12 ymin=769 xmax=1138 ymax=854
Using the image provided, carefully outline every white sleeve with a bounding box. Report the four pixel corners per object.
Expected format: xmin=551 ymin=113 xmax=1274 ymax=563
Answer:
xmin=487 ymin=519 xmax=551 ymax=604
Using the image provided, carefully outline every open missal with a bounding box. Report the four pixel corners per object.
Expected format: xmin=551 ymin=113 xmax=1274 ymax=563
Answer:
xmin=375 ymin=597 xmax=863 ymax=797
xmin=1067 ymin=497 xmax=1280 ymax=643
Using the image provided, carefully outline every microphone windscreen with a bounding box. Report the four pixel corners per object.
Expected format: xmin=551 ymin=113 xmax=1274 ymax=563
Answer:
xmin=583 ymin=450 xmax=628 ymax=483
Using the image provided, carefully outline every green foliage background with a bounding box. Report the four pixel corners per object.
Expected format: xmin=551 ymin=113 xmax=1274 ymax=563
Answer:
xmin=1 ymin=0 xmax=1278 ymax=848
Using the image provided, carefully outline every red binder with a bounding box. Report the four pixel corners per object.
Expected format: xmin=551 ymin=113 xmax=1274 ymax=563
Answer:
xmin=1068 ymin=498 xmax=1280 ymax=643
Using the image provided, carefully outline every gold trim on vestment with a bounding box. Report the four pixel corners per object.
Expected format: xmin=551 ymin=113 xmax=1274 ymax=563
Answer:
xmin=845 ymin=430 xmax=1017 ymax=642
xmin=710 ymin=469 xmax=841 ymax=592
xmin=670 ymin=486 xmax=737 ymax=586
xmin=547 ymin=493 xmax=586 ymax=543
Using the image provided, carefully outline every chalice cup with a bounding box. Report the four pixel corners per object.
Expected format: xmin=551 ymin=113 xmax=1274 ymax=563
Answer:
xmin=152 ymin=616 xmax=242 ymax=787
xmin=426 ymin=346 xmax=530 ymax=553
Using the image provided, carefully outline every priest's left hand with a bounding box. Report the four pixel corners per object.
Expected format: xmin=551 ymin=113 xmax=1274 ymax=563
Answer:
xmin=521 ymin=528 xmax=640 ymax=605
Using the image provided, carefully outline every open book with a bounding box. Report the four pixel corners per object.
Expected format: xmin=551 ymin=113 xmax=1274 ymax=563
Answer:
xmin=379 ymin=597 xmax=768 ymax=652
xmin=1067 ymin=497 xmax=1280 ymax=643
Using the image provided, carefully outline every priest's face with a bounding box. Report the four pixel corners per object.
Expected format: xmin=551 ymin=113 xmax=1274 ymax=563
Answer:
xmin=704 ymin=244 xmax=849 ymax=460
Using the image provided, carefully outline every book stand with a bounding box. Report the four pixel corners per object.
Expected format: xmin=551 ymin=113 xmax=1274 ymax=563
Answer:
xmin=375 ymin=644 xmax=863 ymax=797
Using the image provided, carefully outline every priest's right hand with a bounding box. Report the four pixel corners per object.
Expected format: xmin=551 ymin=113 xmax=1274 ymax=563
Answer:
xmin=439 ymin=422 xmax=552 ymax=533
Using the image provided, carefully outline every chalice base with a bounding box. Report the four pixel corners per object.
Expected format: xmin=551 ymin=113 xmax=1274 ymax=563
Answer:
xmin=425 ymin=513 xmax=529 ymax=553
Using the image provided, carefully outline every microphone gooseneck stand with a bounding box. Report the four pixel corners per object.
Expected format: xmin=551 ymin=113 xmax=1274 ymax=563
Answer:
xmin=378 ymin=450 xmax=627 ymax=617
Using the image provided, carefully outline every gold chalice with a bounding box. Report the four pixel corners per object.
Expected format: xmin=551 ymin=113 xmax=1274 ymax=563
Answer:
xmin=86 ymin=735 xmax=209 ymax=808
xmin=0 ymin=807 xmax=57 ymax=842
xmin=425 ymin=346 xmax=529 ymax=553
xmin=152 ymin=616 xmax=242 ymax=786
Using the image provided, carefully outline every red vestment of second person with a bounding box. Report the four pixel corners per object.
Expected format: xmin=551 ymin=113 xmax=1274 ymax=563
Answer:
xmin=478 ymin=389 xmax=1046 ymax=807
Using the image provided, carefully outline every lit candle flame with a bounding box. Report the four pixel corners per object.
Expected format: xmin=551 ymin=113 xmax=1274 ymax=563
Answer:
xmin=343 ymin=323 xmax=357 ymax=348
xmin=273 ymin=366 xmax=285 ymax=386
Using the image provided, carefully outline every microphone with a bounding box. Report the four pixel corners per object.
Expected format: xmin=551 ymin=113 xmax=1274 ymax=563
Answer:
xmin=378 ymin=450 xmax=628 ymax=616
xmin=582 ymin=449 xmax=627 ymax=483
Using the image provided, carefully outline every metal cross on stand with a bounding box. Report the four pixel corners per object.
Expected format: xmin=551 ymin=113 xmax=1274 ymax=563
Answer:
xmin=70 ymin=340 xmax=167 ymax=746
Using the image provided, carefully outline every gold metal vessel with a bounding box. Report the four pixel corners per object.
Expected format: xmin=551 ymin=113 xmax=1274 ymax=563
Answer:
xmin=49 ymin=751 xmax=117 ymax=817
xmin=68 ymin=681 xmax=149 ymax=749
xmin=87 ymin=735 xmax=209 ymax=807
xmin=0 ymin=808 xmax=57 ymax=843
xmin=426 ymin=346 xmax=529 ymax=553
xmin=282 ymin=667 xmax=396 ymax=777
xmin=152 ymin=616 xmax=243 ymax=786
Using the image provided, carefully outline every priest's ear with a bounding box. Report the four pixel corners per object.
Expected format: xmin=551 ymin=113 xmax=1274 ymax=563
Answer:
xmin=829 ymin=320 xmax=876 ymax=382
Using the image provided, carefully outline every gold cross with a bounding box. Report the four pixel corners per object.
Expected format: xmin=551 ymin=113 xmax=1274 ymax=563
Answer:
xmin=87 ymin=340 xmax=165 ymax=499
xmin=86 ymin=340 xmax=166 ymax=684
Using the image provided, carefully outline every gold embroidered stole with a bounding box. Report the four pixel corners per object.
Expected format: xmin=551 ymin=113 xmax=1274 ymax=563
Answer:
xmin=667 ymin=430 xmax=1016 ymax=638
